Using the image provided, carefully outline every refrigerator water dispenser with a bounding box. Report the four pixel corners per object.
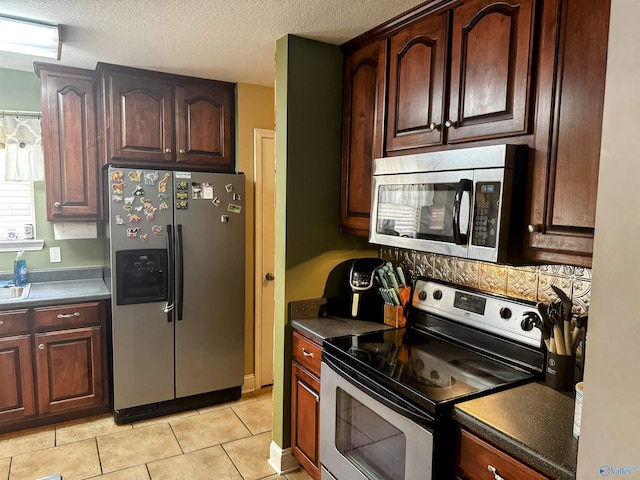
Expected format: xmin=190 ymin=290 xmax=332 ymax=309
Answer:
xmin=116 ymin=249 xmax=168 ymax=305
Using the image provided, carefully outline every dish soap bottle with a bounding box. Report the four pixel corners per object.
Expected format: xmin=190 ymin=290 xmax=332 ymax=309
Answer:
xmin=13 ymin=251 xmax=28 ymax=286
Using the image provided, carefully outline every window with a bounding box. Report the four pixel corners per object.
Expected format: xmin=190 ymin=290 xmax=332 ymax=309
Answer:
xmin=0 ymin=180 xmax=35 ymax=240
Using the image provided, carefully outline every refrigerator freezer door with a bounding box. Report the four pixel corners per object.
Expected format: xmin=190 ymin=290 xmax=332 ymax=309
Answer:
xmin=107 ymin=167 xmax=175 ymax=410
xmin=173 ymin=172 xmax=245 ymax=398
xmin=111 ymin=302 xmax=175 ymax=409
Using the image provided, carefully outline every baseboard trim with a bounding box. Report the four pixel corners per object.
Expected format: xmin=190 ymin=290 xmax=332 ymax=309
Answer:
xmin=242 ymin=374 xmax=255 ymax=393
xmin=268 ymin=440 xmax=300 ymax=474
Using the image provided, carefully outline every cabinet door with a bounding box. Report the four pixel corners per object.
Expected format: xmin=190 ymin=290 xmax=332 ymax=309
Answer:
xmin=291 ymin=362 xmax=321 ymax=480
xmin=34 ymin=327 xmax=105 ymax=415
xmin=526 ymin=0 xmax=610 ymax=266
xmin=447 ymin=0 xmax=535 ymax=143
xmin=176 ymin=83 xmax=235 ymax=170
xmin=39 ymin=68 xmax=101 ymax=221
xmin=0 ymin=336 xmax=35 ymax=424
xmin=386 ymin=12 xmax=448 ymax=152
xmin=108 ymin=74 xmax=174 ymax=163
xmin=341 ymin=40 xmax=387 ymax=235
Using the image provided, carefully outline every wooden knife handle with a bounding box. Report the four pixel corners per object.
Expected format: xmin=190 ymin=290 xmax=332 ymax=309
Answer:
xmin=554 ymin=326 xmax=567 ymax=355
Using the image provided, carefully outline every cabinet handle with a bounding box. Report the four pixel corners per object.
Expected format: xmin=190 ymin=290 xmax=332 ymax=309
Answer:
xmin=0 ymin=320 xmax=3 ymax=325
xmin=428 ymin=122 xmax=441 ymax=131
xmin=301 ymin=348 xmax=314 ymax=358
xmin=299 ymin=380 xmax=320 ymax=402
xmin=179 ymin=149 xmax=186 ymax=154
xmin=56 ymin=312 xmax=80 ymax=319
xmin=444 ymin=119 xmax=459 ymax=129
xmin=488 ymin=465 xmax=506 ymax=480
xmin=165 ymin=148 xmax=172 ymax=153
xmin=54 ymin=201 xmax=62 ymax=208
xmin=38 ymin=343 xmax=45 ymax=350
xmin=527 ymin=224 xmax=541 ymax=233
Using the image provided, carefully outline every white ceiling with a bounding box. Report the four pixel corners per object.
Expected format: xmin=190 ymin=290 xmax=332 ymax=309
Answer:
xmin=0 ymin=0 xmax=424 ymax=86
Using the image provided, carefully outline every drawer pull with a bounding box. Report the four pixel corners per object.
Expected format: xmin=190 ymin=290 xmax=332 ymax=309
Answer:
xmin=38 ymin=343 xmax=45 ymax=350
xmin=488 ymin=465 xmax=506 ymax=480
xmin=57 ymin=312 xmax=80 ymax=319
xmin=0 ymin=320 xmax=3 ymax=325
xmin=301 ymin=348 xmax=314 ymax=358
xmin=299 ymin=381 xmax=320 ymax=402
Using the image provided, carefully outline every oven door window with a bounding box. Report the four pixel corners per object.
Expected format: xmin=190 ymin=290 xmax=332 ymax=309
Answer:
xmin=335 ymin=387 xmax=406 ymax=480
xmin=376 ymin=183 xmax=469 ymax=243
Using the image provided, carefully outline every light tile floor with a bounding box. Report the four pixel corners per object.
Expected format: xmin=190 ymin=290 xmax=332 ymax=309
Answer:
xmin=0 ymin=387 xmax=312 ymax=480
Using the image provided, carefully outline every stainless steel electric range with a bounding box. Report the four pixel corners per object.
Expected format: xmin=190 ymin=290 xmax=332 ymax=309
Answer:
xmin=320 ymin=277 xmax=546 ymax=480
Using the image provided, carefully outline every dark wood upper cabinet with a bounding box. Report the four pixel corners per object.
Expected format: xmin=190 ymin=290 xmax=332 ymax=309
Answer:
xmin=175 ymin=83 xmax=233 ymax=167
xmin=98 ymin=63 xmax=236 ymax=172
xmin=35 ymin=64 xmax=101 ymax=221
xmin=447 ymin=0 xmax=535 ymax=142
xmin=525 ymin=0 xmax=610 ymax=267
xmin=387 ymin=12 xmax=448 ymax=151
xmin=340 ymin=39 xmax=387 ymax=235
xmin=105 ymin=72 xmax=174 ymax=163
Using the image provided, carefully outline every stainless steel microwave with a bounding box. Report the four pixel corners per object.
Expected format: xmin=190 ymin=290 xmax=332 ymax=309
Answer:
xmin=370 ymin=144 xmax=528 ymax=263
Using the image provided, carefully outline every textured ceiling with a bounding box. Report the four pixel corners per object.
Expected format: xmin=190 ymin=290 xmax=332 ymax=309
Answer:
xmin=0 ymin=0 xmax=425 ymax=86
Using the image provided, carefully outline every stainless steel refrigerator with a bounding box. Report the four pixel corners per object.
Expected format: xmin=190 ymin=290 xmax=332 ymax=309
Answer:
xmin=104 ymin=166 xmax=245 ymax=423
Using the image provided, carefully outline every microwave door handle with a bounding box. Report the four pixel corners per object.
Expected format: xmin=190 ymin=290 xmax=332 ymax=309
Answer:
xmin=453 ymin=179 xmax=473 ymax=245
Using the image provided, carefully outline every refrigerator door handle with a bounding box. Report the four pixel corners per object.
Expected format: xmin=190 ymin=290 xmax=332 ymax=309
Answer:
xmin=177 ymin=224 xmax=184 ymax=321
xmin=165 ymin=224 xmax=175 ymax=322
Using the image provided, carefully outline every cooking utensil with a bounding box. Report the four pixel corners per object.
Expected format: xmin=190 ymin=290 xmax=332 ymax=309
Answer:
xmin=551 ymin=285 xmax=573 ymax=354
xmin=547 ymin=300 xmax=567 ymax=355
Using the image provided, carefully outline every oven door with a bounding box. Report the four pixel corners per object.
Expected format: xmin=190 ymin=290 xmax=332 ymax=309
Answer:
xmin=320 ymin=358 xmax=434 ymax=480
xmin=370 ymin=170 xmax=473 ymax=258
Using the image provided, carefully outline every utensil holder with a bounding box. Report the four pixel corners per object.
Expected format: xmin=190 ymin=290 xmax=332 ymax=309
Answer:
xmin=384 ymin=305 xmax=405 ymax=327
xmin=545 ymin=352 xmax=576 ymax=391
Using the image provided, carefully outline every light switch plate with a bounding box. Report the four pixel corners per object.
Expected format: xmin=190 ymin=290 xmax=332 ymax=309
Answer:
xmin=49 ymin=247 xmax=61 ymax=263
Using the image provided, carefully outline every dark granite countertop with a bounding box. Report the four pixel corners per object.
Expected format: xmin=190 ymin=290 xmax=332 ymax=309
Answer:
xmin=453 ymin=382 xmax=578 ymax=480
xmin=292 ymin=316 xmax=392 ymax=344
xmin=289 ymin=297 xmax=392 ymax=343
xmin=0 ymin=267 xmax=110 ymax=310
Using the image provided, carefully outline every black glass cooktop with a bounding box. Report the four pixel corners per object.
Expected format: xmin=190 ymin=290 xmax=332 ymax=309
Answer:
xmin=323 ymin=327 xmax=533 ymax=409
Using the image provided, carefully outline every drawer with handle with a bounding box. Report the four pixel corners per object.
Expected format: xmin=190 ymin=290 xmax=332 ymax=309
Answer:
xmin=292 ymin=331 xmax=322 ymax=377
xmin=457 ymin=429 xmax=551 ymax=480
xmin=0 ymin=309 xmax=29 ymax=336
xmin=34 ymin=302 xmax=102 ymax=331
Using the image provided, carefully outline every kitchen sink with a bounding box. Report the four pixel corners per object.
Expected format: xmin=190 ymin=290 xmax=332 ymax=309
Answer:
xmin=0 ymin=284 xmax=31 ymax=302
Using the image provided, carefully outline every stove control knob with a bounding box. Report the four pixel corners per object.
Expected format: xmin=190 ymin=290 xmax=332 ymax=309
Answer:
xmin=418 ymin=290 xmax=427 ymax=301
xmin=432 ymin=290 xmax=443 ymax=300
xmin=499 ymin=307 xmax=512 ymax=319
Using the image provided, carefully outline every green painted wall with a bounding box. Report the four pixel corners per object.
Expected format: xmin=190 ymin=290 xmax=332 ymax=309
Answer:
xmin=0 ymin=69 xmax=40 ymax=110
xmin=0 ymin=68 xmax=105 ymax=273
xmin=272 ymin=35 xmax=375 ymax=451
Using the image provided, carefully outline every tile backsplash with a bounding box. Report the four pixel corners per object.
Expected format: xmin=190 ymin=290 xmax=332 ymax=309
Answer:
xmin=381 ymin=247 xmax=591 ymax=313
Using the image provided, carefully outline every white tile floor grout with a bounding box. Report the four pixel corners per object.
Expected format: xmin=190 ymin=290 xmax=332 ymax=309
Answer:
xmin=0 ymin=387 xmax=312 ymax=480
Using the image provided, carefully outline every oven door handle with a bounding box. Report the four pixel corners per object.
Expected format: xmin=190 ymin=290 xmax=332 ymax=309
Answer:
xmin=453 ymin=179 xmax=473 ymax=245
xmin=323 ymin=354 xmax=434 ymax=430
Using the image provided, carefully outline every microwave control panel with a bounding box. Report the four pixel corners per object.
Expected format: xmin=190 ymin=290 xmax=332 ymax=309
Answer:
xmin=471 ymin=182 xmax=501 ymax=248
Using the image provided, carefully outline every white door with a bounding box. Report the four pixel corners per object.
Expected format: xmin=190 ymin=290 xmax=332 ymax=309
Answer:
xmin=254 ymin=128 xmax=275 ymax=387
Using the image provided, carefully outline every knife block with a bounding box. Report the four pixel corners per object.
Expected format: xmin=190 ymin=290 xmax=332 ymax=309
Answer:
xmin=384 ymin=305 xmax=406 ymax=328
xmin=545 ymin=352 xmax=576 ymax=392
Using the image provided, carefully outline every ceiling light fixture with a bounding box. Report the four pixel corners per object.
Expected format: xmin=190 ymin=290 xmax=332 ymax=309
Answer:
xmin=0 ymin=15 xmax=61 ymax=60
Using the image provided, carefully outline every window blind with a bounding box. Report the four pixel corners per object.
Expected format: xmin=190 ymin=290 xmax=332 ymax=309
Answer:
xmin=0 ymin=181 xmax=35 ymax=240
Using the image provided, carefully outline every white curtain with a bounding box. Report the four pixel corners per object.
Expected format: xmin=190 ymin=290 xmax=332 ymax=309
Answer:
xmin=0 ymin=115 xmax=45 ymax=181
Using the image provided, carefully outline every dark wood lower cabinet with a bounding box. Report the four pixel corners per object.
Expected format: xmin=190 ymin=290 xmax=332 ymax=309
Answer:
xmin=291 ymin=362 xmax=321 ymax=480
xmin=0 ymin=302 xmax=108 ymax=434
xmin=0 ymin=336 xmax=35 ymax=424
xmin=456 ymin=428 xmax=551 ymax=480
xmin=34 ymin=327 xmax=104 ymax=415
